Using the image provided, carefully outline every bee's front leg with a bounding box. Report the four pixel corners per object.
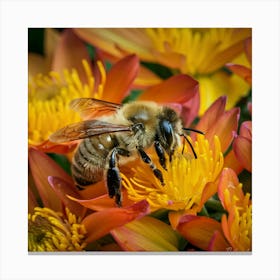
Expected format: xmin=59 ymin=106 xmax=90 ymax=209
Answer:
xmin=106 ymin=148 xmax=129 ymax=207
xmin=154 ymin=140 xmax=167 ymax=170
xmin=137 ymin=148 xmax=165 ymax=186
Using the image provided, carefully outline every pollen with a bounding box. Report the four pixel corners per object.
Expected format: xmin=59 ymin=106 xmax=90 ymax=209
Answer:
xmin=28 ymin=207 xmax=87 ymax=252
xmin=122 ymin=135 xmax=224 ymax=213
xmin=28 ymin=59 xmax=106 ymax=145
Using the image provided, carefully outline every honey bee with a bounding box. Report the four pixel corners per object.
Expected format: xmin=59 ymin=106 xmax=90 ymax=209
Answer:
xmin=49 ymin=98 xmax=203 ymax=206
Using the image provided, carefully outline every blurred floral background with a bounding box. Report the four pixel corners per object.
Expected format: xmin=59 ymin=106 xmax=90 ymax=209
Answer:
xmin=28 ymin=28 xmax=252 ymax=252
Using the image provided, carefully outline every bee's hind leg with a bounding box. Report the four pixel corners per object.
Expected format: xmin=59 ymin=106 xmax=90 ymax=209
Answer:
xmin=138 ymin=148 xmax=165 ymax=186
xmin=106 ymin=147 xmax=129 ymax=207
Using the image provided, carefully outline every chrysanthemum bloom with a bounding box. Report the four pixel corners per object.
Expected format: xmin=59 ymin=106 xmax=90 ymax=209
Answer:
xmin=74 ymin=28 xmax=251 ymax=114
xmin=28 ymin=207 xmax=87 ymax=251
xmin=28 ymin=59 xmax=101 ymax=148
xmin=121 ymin=134 xmax=224 ymax=214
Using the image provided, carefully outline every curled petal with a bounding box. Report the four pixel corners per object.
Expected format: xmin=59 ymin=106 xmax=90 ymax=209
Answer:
xmin=52 ymin=29 xmax=93 ymax=83
xmin=28 ymin=148 xmax=73 ymax=211
xmin=233 ymin=136 xmax=252 ymax=172
xmin=82 ymin=200 xmax=150 ymax=243
xmin=139 ymin=74 xmax=198 ymax=104
xmin=177 ymin=215 xmax=223 ymax=251
xmin=102 ymin=54 xmax=139 ymax=103
xmin=48 ymin=176 xmax=86 ymax=218
xmin=111 ymin=216 xmax=179 ymax=251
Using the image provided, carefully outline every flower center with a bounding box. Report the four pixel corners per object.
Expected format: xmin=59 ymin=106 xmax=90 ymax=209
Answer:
xmin=28 ymin=207 xmax=87 ymax=251
xmin=122 ymin=135 xmax=224 ymax=212
xmin=28 ymin=60 xmax=106 ymax=145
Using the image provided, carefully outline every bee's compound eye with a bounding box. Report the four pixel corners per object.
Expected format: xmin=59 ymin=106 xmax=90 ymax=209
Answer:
xmin=159 ymin=120 xmax=173 ymax=146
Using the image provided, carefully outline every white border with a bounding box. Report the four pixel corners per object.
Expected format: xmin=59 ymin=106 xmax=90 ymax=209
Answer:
xmin=1 ymin=0 xmax=279 ymax=279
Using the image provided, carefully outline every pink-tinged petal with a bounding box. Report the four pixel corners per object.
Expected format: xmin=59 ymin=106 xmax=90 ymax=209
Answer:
xmin=177 ymin=215 xmax=223 ymax=251
xmin=52 ymin=29 xmax=92 ymax=83
xmin=224 ymin=149 xmax=244 ymax=175
xmin=233 ymin=136 xmax=252 ymax=172
xmin=139 ymin=74 xmax=198 ymax=104
xmin=208 ymin=230 xmax=230 ymax=251
xmin=195 ymin=96 xmax=227 ymax=133
xmin=111 ymin=216 xmax=179 ymax=251
xmin=48 ymin=176 xmax=86 ymax=218
xmin=225 ymin=63 xmax=252 ymax=85
xmin=28 ymin=148 xmax=73 ymax=211
xmin=247 ymin=102 xmax=252 ymax=115
xmin=68 ymin=190 xmax=132 ymax=211
xmin=218 ymin=168 xmax=244 ymax=210
xmin=180 ymin=92 xmax=200 ymax=127
xmin=82 ymin=200 xmax=150 ymax=243
xmin=239 ymin=121 xmax=252 ymax=140
xmin=244 ymin=37 xmax=252 ymax=65
xmin=102 ymin=54 xmax=139 ymax=103
xmin=206 ymin=107 xmax=240 ymax=153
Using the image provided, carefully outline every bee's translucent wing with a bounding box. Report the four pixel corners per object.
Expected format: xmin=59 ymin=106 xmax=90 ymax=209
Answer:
xmin=70 ymin=98 xmax=122 ymax=119
xmin=49 ymin=119 xmax=131 ymax=143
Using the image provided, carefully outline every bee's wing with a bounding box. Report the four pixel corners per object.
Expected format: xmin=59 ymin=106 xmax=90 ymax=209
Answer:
xmin=49 ymin=119 xmax=131 ymax=143
xmin=70 ymin=98 xmax=122 ymax=119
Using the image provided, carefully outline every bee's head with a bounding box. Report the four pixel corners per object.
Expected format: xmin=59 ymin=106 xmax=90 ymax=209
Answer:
xmin=157 ymin=107 xmax=182 ymax=161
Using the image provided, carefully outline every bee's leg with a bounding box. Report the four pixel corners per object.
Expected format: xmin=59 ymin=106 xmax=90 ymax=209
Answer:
xmin=154 ymin=141 xmax=167 ymax=170
xmin=106 ymin=148 xmax=129 ymax=207
xmin=138 ymin=148 xmax=165 ymax=186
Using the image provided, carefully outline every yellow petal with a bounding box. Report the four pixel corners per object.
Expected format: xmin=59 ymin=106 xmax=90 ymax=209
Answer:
xmin=111 ymin=216 xmax=179 ymax=251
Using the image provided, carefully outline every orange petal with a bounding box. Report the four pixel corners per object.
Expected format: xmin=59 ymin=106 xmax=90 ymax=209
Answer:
xmin=111 ymin=216 xmax=179 ymax=251
xmin=28 ymin=148 xmax=73 ymax=211
xmin=206 ymin=107 xmax=240 ymax=153
xmin=177 ymin=215 xmax=223 ymax=251
xmin=233 ymin=135 xmax=252 ymax=172
xmin=224 ymin=149 xmax=244 ymax=175
xmin=82 ymin=200 xmax=150 ymax=243
xmin=52 ymin=29 xmax=92 ymax=83
xmin=195 ymin=96 xmax=227 ymax=133
xmin=244 ymin=37 xmax=252 ymax=65
xmin=30 ymin=139 xmax=78 ymax=154
xmin=139 ymin=74 xmax=198 ymax=104
xmin=199 ymin=182 xmax=218 ymax=210
xmin=226 ymin=63 xmax=252 ymax=85
xmin=102 ymin=54 xmax=139 ymax=103
xmin=181 ymin=91 xmax=200 ymax=127
xmin=239 ymin=121 xmax=252 ymax=140
xmin=207 ymin=230 xmax=230 ymax=251
xmin=78 ymin=180 xmax=107 ymax=200
xmin=44 ymin=28 xmax=60 ymax=68
xmin=28 ymin=188 xmax=38 ymax=214
xmin=218 ymin=168 xmax=244 ymax=210
xmin=48 ymin=176 xmax=86 ymax=218
xmin=168 ymin=210 xmax=185 ymax=230
xmin=133 ymin=65 xmax=162 ymax=88
xmin=68 ymin=189 xmax=132 ymax=211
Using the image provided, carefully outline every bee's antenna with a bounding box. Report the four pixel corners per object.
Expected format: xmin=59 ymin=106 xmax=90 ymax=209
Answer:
xmin=182 ymin=127 xmax=204 ymax=135
xmin=181 ymin=127 xmax=204 ymax=159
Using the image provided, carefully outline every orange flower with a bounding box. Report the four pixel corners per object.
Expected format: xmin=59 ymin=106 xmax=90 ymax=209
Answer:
xmin=176 ymin=168 xmax=251 ymax=251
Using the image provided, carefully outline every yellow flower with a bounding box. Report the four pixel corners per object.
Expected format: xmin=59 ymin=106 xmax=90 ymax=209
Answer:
xmin=122 ymin=134 xmax=224 ymax=213
xmin=28 ymin=59 xmax=104 ymax=146
xmin=28 ymin=207 xmax=87 ymax=251
xmin=74 ymin=28 xmax=251 ymax=114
